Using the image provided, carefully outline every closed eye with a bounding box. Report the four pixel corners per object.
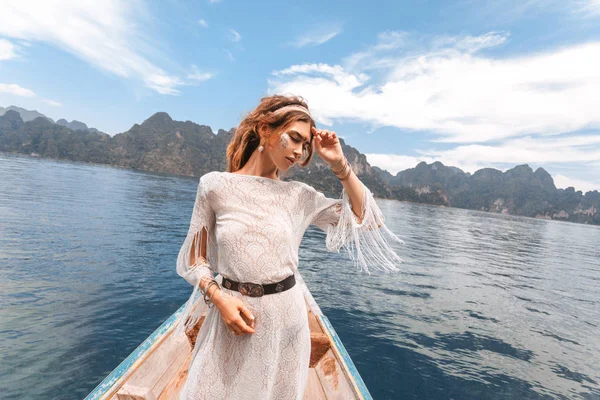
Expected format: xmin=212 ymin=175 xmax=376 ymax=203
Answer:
xmin=291 ymin=135 xmax=309 ymax=150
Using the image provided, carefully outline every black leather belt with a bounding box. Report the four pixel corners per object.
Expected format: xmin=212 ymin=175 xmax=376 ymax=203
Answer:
xmin=221 ymin=274 xmax=296 ymax=297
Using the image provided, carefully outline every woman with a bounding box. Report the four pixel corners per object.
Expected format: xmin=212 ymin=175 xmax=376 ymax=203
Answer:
xmin=176 ymin=94 xmax=402 ymax=399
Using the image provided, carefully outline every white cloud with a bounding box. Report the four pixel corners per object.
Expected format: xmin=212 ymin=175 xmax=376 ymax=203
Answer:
xmin=451 ymin=0 xmax=600 ymax=25
xmin=0 ymin=0 xmax=183 ymax=95
xmin=343 ymin=31 xmax=408 ymax=71
xmin=367 ymin=153 xmax=600 ymax=193
xmin=187 ymin=65 xmax=214 ymax=83
xmin=290 ymin=27 xmax=342 ymax=48
xmin=365 ymin=153 xmax=486 ymax=176
xmin=42 ymin=99 xmax=63 ymax=107
xmin=0 ymin=39 xmax=18 ymax=60
xmin=424 ymin=135 xmax=600 ymax=166
xmin=224 ymin=49 xmax=235 ymax=61
xmin=365 ymin=133 xmax=600 ymax=191
xmin=0 ymin=83 xmax=63 ymax=107
xmin=270 ymin=63 xmax=370 ymax=125
xmin=365 ymin=153 xmax=436 ymax=175
xmin=269 ymin=32 xmax=600 ymax=143
xmin=554 ymin=174 xmax=600 ymax=192
xmin=198 ymin=19 xmax=209 ymax=28
xmin=576 ymin=0 xmax=600 ymax=16
xmin=229 ymin=29 xmax=242 ymax=42
xmin=270 ymin=26 xmax=600 ymax=193
xmin=0 ymin=83 xmax=35 ymax=97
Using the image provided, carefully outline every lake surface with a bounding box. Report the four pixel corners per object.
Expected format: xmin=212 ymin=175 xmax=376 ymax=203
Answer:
xmin=1 ymin=152 xmax=599 ymax=400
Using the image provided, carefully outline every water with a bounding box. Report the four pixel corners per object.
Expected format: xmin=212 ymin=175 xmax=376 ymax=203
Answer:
xmin=1 ymin=152 xmax=599 ymax=400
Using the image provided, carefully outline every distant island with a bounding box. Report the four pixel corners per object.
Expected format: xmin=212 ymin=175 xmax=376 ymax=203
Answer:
xmin=1 ymin=107 xmax=598 ymax=226
xmin=0 ymin=105 xmax=105 ymax=134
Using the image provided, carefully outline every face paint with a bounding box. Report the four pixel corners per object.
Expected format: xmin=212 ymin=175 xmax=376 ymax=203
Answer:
xmin=279 ymin=132 xmax=290 ymax=149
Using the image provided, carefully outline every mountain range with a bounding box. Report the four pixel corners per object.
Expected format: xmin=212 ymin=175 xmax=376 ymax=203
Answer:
xmin=0 ymin=106 xmax=104 ymax=134
xmin=0 ymin=106 xmax=598 ymax=225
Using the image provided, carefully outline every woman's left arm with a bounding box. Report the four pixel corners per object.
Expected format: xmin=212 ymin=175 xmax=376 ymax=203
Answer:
xmin=338 ymin=167 xmax=365 ymax=222
xmin=312 ymin=127 xmax=365 ymax=222
xmin=310 ymin=126 xmax=403 ymax=274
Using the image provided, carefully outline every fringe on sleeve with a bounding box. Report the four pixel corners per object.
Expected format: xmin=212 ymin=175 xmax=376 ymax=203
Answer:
xmin=311 ymin=183 xmax=403 ymax=274
xmin=175 ymin=174 xmax=219 ymax=335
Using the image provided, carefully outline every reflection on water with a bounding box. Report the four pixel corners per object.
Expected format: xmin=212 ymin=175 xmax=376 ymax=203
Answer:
xmin=1 ymin=153 xmax=599 ymax=399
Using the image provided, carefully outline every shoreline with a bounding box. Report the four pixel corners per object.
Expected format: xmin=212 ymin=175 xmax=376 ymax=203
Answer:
xmin=2 ymin=150 xmax=598 ymax=228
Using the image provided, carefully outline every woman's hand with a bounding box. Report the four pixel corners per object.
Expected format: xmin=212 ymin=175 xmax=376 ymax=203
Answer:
xmin=213 ymin=291 xmax=256 ymax=336
xmin=312 ymin=126 xmax=344 ymax=166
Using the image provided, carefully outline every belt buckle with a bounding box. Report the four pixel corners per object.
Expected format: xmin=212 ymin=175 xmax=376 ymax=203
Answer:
xmin=239 ymin=282 xmax=264 ymax=297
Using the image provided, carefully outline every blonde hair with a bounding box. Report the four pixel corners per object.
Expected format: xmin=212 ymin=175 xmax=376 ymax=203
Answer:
xmin=226 ymin=95 xmax=316 ymax=173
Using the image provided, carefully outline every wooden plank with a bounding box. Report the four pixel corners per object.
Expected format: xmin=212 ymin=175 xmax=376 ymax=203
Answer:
xmin=310 ymin=332 xmax=330 ymax=368
xmin=85 ymin=304 xmax=186 ymax=400
xmin=184 ymin=315 xmax=206 ymax=348
xmin=303 ymin=368 xmax=327 ymax=400
xmin=116 ymin=331 xmax=189 ymax=399
xmin=152 ymin=340 xmax=191 ymax=397
xmin=318 ymin=315 xmax=373 ymax=400
xmin=307 ymin=302 xmax=324 ymax=334
xmin=116 ymin=385 xmax=154 ymax=400
xmin=314 ymin=348 xmax=358 ymax=400
xmin=158 ymin=352 xmax=193 ymax=400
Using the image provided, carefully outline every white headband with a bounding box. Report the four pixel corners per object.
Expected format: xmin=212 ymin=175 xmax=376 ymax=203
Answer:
xmin=271 ymin=104 xmax=312 ymax=118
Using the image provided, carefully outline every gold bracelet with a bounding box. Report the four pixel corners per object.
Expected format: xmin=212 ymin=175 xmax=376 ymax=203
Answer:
xmin=335 ymin=160 xmax=351 ymax=179
xmin=339 ymin=164 xmax=352 ymax=181
xmin=344 ymin=168 xmax=353 ymax=181
xmin=333 ymin=158 xmax=348 ymax=175
xmin=331 ymin=157 xmax=347 ymax=174
xmin=334 ymin=162 xmax=348 ymax=178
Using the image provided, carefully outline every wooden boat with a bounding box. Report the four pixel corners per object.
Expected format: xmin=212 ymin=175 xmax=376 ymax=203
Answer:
xmin=85 ymin=276 xmax=373 ymax=399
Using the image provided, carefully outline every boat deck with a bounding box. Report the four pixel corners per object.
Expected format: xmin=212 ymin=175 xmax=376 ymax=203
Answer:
xmin=109 ymin=300 xmax=359 ymax=400
xmin=86 ymin=274 xmax=371 ymax=400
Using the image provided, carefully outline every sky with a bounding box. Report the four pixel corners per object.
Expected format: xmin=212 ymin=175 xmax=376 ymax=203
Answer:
xmin=1 ymin=0 xmax=600 ymax=192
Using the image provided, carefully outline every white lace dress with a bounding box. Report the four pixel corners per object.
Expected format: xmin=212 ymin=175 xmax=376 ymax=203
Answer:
xmin=176 ymin=171 xmax=402 ymax=400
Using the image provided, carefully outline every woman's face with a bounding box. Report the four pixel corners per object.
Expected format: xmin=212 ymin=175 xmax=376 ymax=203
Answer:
xmin=266 ymin=120 xmax=312 ymax=170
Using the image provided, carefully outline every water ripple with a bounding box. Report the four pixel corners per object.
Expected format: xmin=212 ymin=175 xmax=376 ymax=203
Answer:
xmin=1 ymin=153 xmax=599 ymax=399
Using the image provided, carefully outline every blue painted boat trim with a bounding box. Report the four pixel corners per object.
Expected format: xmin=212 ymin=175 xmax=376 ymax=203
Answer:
xmin=85 ymin=304 xmax=186 ymax=400
xmin=318 ymin=315 xmax=373 ymax=400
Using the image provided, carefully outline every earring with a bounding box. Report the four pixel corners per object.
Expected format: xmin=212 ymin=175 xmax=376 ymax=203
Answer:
xmin=258 ymin=144 xmax=264 ymax=152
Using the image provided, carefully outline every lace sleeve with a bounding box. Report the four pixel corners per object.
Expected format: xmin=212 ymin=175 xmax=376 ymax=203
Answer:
xmin=310 ymin=183 xmax=403 ymax=274
xmin=176 ymin=173 xmax=218 ymax=333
